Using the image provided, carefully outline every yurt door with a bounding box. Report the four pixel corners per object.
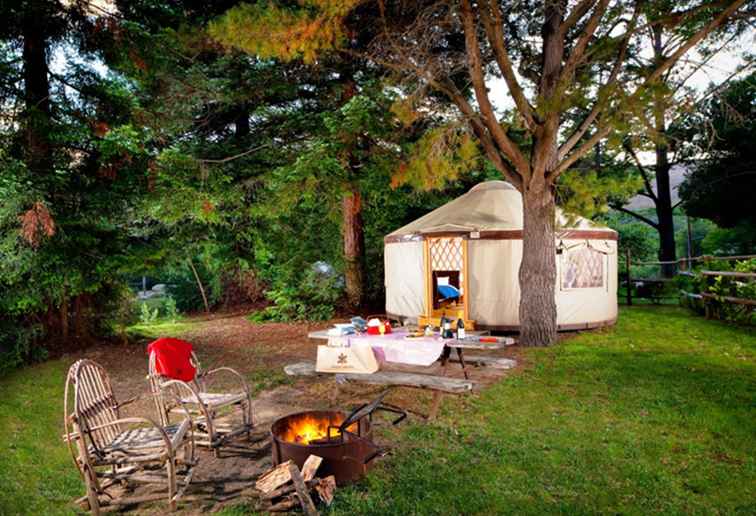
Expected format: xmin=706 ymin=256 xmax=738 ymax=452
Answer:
xmin=420 ymin=236 xmax=473 ymax=328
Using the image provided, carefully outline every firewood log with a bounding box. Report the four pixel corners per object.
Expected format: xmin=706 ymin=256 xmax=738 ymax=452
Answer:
xmin=314 ymin=475 xmax=336 ymax=506
xmin=288 ymin=464 xmax=319 ymax=516
xmin=301 ymin=455 xmax=323 ymax=482
xmin=255 ymin=460 xmax=293 ymax=494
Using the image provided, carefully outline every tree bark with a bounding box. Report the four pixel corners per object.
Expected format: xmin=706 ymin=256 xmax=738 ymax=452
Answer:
xmin=342 ymin=184 xmax=364 ymax=309
xmin=651 ymin=26 xmax=677 ymax=277
xmin=188 ymin=258 xmax=211 ymax=313
xmin=22 ymin=2 xmax=52 ymax=176
xmin=519 ymin=176 xmax=558 ymax=346
xmin=514 ymin=2 xmax=562 ymax=346
xmin=654 ymin=152 xmax=677 ymax=277
xmin=60 ymin=295 xmax=69 ymax=342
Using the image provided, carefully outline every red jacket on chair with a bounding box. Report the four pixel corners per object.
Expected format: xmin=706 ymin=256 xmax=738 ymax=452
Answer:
xmin=147 ymin=337 xmax=197 ymax=382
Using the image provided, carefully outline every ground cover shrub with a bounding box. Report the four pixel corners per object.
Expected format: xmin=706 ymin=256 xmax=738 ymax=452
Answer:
xmin=685 ymin=259 xmax=756 ymax=324
xmin=0 ymin=319 xmax=45 ymax=375
xmin=249 ymin=267 xmax=343 ymax=322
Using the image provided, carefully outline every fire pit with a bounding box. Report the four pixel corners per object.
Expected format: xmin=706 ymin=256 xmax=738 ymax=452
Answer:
xmin=270 ymin=393 xmax=405 ymax=485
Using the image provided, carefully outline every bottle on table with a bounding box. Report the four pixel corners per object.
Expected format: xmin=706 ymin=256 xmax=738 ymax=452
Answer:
xmin=456 ymin=312 xmax=465 ymax=340
xmin=441 ymin=312 xmax=453 ymax=339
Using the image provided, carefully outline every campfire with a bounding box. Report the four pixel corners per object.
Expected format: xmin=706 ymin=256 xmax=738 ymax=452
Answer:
xmin=270 ymin=394 xmax=406 ymax=486
xmin=278 ymin=412 xmax=357 ymax=445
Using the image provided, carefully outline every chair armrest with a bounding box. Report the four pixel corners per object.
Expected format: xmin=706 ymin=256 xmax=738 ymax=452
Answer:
xmin=154 ymin=381 xmax=197 ymax=427
xmin=158 ymin=379 xmax=213 ymax=424
xmin=202 ymin=367 xmax=252 ymax=398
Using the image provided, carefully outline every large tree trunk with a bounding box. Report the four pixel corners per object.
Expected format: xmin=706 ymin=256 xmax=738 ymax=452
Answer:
xmin=651 ymin=25 xmax=677 ymax=277
xmin=515 ymin=2 xmax=561 ymax=346
xmin=655 ymin=154 xmax=677 ymax=277
xmin=342 ymin=184 xmax=364 ymax=309
xmin=519 ymin=176 xmax=558 ymax=346
xmin=22 ymin=3 xmax=52 ymax=175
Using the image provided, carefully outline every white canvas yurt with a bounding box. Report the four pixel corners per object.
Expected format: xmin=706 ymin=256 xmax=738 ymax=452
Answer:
xmin=384 ymin=181 xmax=618 ymax=331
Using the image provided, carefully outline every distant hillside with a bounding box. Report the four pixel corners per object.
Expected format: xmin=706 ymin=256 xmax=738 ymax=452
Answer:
xmin=625 ymin=164 xmax=688 ymax=210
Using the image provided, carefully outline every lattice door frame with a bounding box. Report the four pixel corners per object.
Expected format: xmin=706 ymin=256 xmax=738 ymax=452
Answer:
xmin=422 ymin=236 xmax=470 ymax=321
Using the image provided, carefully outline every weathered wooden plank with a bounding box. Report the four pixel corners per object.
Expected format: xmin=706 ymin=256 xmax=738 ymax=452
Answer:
xmin=285 ymin=362 xmax=473 ymax=393
xmin=337 ymin=371 xmax=473 ymax=393
xmin=284 ymin=362 xmax=473 ymax=394
xmin=448 ymin=355 xmax=516 ymax=369
xmin=700 ymin=292 xmax=756 ymax=306
xmin=700 ymin=270 xmax=756 ymax=278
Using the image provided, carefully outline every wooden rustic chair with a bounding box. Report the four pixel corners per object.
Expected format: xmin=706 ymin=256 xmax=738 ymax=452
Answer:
xmin=148 ymin=349 xmax=253 ymax=454
xmin=63 ymin=359 xmax=196 ymax=515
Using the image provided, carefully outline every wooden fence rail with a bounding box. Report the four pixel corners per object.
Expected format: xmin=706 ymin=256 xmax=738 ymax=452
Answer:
xmin=700 ymin=270 xmax=756 ymax=279
xmin=623 ymin=251 xmax=756 ymax=312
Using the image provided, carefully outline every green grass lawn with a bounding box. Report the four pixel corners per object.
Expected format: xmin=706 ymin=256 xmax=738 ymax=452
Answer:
xmin=1 ymin=306 xmax=754 ymax=515
xmin=331 ymin=306 xmax=756 ymax=515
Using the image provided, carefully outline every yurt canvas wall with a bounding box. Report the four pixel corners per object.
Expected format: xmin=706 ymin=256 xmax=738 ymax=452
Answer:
xmin=384 ymin=181 xmax=618 ymax=330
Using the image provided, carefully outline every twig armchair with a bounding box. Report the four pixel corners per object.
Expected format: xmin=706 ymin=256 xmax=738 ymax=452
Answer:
xmin=147 ymin=338 xmax=253 ymax=454
xmin=63 ymin=359 xmax=196 ymax=515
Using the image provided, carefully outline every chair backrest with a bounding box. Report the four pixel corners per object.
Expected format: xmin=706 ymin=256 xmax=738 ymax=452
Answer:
xmin=64 ymin=359 xmax=121 ymax=453
xmin=148 ymin=348 xmax=202 ymax=426
xmin=147 ymin=338 xmax=199 ymax=383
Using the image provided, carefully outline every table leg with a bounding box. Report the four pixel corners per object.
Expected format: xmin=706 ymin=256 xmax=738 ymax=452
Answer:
xmin=456 ymin=348 xmax=469 ymax=380
xmin=429 ymin=346 xmax=452 ymax=420
xmin=439 ymin=346 xmax=451 ymax=369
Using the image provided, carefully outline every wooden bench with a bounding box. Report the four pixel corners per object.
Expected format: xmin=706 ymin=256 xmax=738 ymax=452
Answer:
xmin=284 ymin=362 xmax=473 ymax=393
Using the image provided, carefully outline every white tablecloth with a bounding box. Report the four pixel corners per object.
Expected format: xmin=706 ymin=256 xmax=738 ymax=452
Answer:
xmin=347 ymin=329 xmax=445 ymax=367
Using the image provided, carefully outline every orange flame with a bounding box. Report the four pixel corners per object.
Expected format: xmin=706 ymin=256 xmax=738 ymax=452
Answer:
xmin=280 ymin=413 xmax=357 ymax=445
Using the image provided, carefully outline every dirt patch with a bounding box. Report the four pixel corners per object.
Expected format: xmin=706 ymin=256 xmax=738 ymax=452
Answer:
xmin=62 ymin=313 xmax=520 ymax=513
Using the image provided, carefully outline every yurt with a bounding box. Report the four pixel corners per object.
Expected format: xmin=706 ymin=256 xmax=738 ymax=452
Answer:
xmin=384 ymin=181 xmax=618 ymax=331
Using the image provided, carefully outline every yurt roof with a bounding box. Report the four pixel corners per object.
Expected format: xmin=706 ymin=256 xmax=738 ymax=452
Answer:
xmin=387 ymin=180 xmax=616 ymax=240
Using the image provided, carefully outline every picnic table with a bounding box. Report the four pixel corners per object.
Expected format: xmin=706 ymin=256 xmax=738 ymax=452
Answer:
xmin=307 ymin=327 xmax=510 ymax=376
xmin=299 ymin=325 xmax=516 ymax=420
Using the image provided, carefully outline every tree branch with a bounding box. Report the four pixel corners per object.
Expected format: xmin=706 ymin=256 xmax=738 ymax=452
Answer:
xmin=554 ymin=125 xmax=612 ymax=178
xmin=558 ymin=4 xmax=640 ymax=160
xmin=460 ymin=0 xmax=530 ymax=179
xmin=623 ymin=141 xmax=657 ymax=201
xmin=555 ymin=0 xmax=747 ymax=178
xmin=561 ymin=0 xmax=598 ymax=33
xmin=612 ymin=205 xmax=660 ymax=228
xmin=198 ymin=142 xmax=275 ymax=164
xmin=478 ymin=0 xmax=537 ymax=131
xmin=642 ymin=0 xmax=748 ymax=87
xmin=559 ymin=0 xmax=610 ymax=86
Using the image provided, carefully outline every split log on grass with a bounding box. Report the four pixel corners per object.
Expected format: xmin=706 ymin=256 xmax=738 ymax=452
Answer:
xmin=255 ymin=460 xmax=293 ymax=494
xmin=301 ymin=455 xmax=323 ymax=482
xmin=288 ymin=463 xmax=319 ymax=516
xmin=314 ymin=475 xmax=336 ymax=506
xmin=448 ymin=355 xmax=517 ymax=369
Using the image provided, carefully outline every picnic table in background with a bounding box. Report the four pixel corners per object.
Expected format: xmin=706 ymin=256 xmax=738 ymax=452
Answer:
xmin=307 ymin=327 xmax=513 ymax=375
xmin=298 ymin=326 xmax=516 ymax=419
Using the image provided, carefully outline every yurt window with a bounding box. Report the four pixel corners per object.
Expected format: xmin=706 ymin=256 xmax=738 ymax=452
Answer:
xmin=561 ymin=246 xmax=605 ymax=289
xmin=428 ymin=237 xmax=465 ymax=312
